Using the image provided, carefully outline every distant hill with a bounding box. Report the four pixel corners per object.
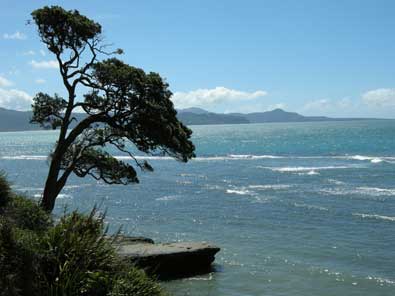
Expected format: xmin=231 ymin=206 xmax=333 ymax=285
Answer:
xmin=0 ymin=107 xmax=381 ymax=132
xmin=230 ymin=108 xmax=337 ymax=123
xmin=0 ymin=108 xmax=37 ymax=132
xmin=0 ymin=108 xmax=83 ymax=132
xmin=178 ymin=108 xmax=378 ymax=125
xmin=177 ymin=109 xmax=249 ymax=125
xmin=178 ymin=107 xmax=209 ymax=115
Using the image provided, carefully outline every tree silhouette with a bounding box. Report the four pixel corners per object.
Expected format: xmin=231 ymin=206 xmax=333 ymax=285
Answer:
xmin=30 ymin=6 xmax=195 ymax=212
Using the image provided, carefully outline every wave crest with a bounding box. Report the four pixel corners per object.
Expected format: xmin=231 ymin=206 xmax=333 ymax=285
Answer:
xmin=353 ymin=213 xmax=395 ymax=222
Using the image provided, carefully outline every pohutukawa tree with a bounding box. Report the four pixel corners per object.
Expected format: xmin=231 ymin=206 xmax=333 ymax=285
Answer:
xmin=30 ymin=6 xmax=195 ymax=212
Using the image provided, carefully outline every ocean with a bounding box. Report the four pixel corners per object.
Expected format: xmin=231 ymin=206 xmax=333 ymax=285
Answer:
xmin=0 ymin=120 xmax=394 ymax=296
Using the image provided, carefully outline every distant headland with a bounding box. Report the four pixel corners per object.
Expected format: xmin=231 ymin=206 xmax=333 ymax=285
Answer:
xmin=0 ymin=106 xmax=384 ymax=132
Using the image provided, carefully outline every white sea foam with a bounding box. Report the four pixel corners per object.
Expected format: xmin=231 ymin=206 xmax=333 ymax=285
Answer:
xmin=353 ymin=213 xmax=395 ymax=222
xmin=342 ymin=155 xmax=395 ymax=163
xmin=356 ymin=186 xmax=395 ymax=195
xmin=33 ymin=193 xmax=72 ymax=199
xmin=320 ymin=186 xmax=395 ymax=198
xmin=298 ymin=170 xmax=320 ymax=176
xmin=14 ymin=186 xmax=43 ymax=191
xmin=248 ymin=184 xmax=291 ymax=190
xmin=327 ymin=179 xmax=346 ymax=185
xmin=120 ymin=154 xmax=285 ymax=161
xmin=227 ymin=154 xmax=283 ymax=159
xmin=259 ymin=166 xmax=349 ymax=173
xmin=58 ymin=194 xmax=73 ymax=199
xmin=63 ymin=184 xmax=91 ymax=189
xmin=366 ymin=276 xmax=395 ymax=285
xmin=293 ymin=203 xmax=328 ymax=211
xmin=347 ymin=155 xmax=384 ymax=163
xmin=116 ymin=155 xmax=173 ymax=160
xmin=3 ymin=153 xmax=395 ymax=165
xmin=156 ymin=195 xmax=179 ymax=201
xmin=226 ymin=189 xmax=253 ymax=195
xmin=187 ymin=274 xmax=213 ymax=281
xmin=176 ymin=180 xmax=192 ymax=185
xmin=1 ymin=155 xmax=47 ymax=160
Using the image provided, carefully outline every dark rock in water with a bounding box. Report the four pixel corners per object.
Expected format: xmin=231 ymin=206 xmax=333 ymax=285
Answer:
xmin=116 ymin=241 xmax=220 ymax=279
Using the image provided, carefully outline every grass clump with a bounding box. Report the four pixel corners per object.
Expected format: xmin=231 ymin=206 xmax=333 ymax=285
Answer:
xmin=109 ymin=268 xmax=164 ymax=296
xmin=0 ymin=173 xmax=166 ymax=296
xmin=39 ymin=210 xmax=116 ymax=296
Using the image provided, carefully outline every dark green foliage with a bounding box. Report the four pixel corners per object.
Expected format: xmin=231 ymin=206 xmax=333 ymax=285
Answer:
xmin=108 ymin=268 xmax=165 ymax=296
xmin=0 ymin=179 xmax=165 ymax=296
xmin=0 ymin=171 xmax=11 ymax=210
xmin=4 ymin=195 xmax=52 ymax=232
xmin=31 ymin=93 xmax=68 ymax=129
xmin=31 ymin=6 xmax=101 ymax=55
xmin=63 ymin=147 xmax=139 ymax=184
xmin=87 ymin=58 xmax=195 ymax=162
xmin=0 ymin=218 xmax=43 ymax=296
xmin=0 ymin=173 xmax=51 ymax=232
xmin=0 ymin=218 xmax=21 ymax=296
xmin=38 ymin=209 xmax=115 ymax=295
xmin=30 ymin=5 xmax=195 ymax=212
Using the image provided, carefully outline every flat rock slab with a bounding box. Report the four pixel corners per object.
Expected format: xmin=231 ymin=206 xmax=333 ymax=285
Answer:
xmin=117 ymin=242 xmax=220 ymax=279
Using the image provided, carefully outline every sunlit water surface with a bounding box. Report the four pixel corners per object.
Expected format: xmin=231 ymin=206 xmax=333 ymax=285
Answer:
xmin=1 ymin=121 xmax=394 ymax=296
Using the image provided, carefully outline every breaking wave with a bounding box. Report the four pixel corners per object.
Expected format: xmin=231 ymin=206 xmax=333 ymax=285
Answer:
xmin=320 ymin=186 xmax=395 ymax=197
xmin=1 ymin=155 xmax=47 ymax=160
xmin=226 ymin=189 xmax=254 ymax=195
xmin=258 ymin=166 xmax=350 ymax=173
xmin=1 ymin=153 xmax=395 ymax=163
xmin=33 ymin=193 xmax=72 ymax=199
xmin=353 ymin=213 xmax=395 ymax=222
xmin=248 ymin=184 xmax=292 ymax=190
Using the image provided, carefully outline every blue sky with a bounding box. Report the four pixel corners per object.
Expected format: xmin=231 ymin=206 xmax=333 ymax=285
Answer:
xmin=1 ymin=0 xmax=395 ymax=117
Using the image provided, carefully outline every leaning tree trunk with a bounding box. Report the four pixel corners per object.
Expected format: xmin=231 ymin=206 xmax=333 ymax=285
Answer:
xmin=40 ymin=154 xmax=62 ymax=212
xmin=40 ymin=95 xmax=73 ymax=212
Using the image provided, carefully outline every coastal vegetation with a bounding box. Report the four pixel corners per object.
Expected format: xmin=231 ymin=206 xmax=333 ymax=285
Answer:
xmin=0 ymin=172 xmax=165 ymax=296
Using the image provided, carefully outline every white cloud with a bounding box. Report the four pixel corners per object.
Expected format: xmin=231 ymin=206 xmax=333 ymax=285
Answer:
xmin=0 ymin=88 xmax=32 ymax=110
xmin=23 ymin=50 xmax=36 ymax=56
xmin=303 ymin=99 xmax=331 ymax=111
xmin=303 ymin=98 xmax=352 ymax=110
xmin=362 ymin=88 xmax=395 ymax=107
xmin=35 ymin=79 xmax=46 ymax=84
xmin=0 ymin=76 xmax=13 ymax=87
xmin=30 ymin=60 xmax=58 ymax=69
xmin=267 ymin=103 xmax=286 ymax=110
xmin=172 ymin=86 xmax=267 ymax=108
xmin=3 ymin=31 xmax=26 ymax=40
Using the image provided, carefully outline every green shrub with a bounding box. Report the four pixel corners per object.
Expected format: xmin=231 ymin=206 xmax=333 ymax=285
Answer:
xmin=4 ymin=195 xmax=52 ymax=232
xmin=38 ymin=209 xmax=116 ymax=296
xmin=0 ymin=218 xmax=43 ymax=296
xmin=0 ymin=192 xmax=167 ymax=296
xmin=0 ymin=171 xmax=11 ymax=210
xmin=109 ymin=267 xmax=165 ymax=296
xmin=0 ymin=218 xmax=20 ymax=296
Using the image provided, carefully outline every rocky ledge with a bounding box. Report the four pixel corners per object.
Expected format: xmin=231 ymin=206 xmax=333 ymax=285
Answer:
xmin=115 ymin=237 xmax=220 ymax=279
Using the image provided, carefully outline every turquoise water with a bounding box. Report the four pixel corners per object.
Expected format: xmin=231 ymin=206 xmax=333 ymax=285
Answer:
xmin=0 ymin=120 xmax=394 ymax=296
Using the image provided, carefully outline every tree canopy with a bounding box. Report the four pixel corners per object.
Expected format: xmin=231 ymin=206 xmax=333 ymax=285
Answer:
xmin=30 ymin=6 xmax=195 ymax=212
